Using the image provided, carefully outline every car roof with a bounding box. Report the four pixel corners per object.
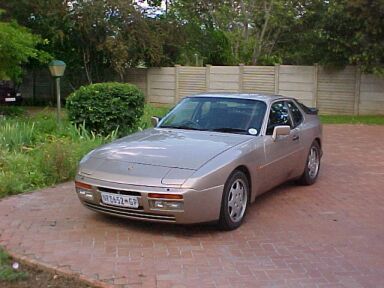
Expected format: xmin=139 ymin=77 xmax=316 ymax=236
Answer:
xmin=189 ymin=92 xmax=289 ymax=103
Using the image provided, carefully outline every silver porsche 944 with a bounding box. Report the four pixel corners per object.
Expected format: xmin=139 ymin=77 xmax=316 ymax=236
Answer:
xmin=75 ymin=93 xmax=322 ymax=230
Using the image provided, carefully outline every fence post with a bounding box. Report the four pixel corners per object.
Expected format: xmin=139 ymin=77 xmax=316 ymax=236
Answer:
xmin=239 ymin=64 xmax=244 ymax=92
xmin=175 ymin=65 xmax=181 ymax=103
xmin=313 ymin=63 xmax=319 ymax=107
xmin=354 ymin=66 xmax=361 ymax=116
xmin=274 ymin=64 xmax=280 ymax=94
xmin=205 ymin=65 xmax=211 ymax=92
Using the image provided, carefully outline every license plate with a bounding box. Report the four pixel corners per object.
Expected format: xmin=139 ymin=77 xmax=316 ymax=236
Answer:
xmin=5 ymin=98 xmax=16 ymax=102
xmin=101 ymin=192 xmax=139 ymax=208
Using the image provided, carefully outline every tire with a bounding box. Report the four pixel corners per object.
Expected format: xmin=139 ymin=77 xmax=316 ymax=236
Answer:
xmin=298 ymin=141 xmax=321 ymax=185
xmin=218 ymin=170 xmax=249 ymax=230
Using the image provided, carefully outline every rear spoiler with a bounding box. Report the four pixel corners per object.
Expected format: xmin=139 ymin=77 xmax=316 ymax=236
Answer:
xmin=306 ymin=107 xmax=318 ymax=115
xmin=297 ymin=102 xmax=319 ymax=115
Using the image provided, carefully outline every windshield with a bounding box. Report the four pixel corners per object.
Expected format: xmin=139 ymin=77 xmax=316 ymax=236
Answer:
xmin=158 ymin=97 xmax=267 ymax=135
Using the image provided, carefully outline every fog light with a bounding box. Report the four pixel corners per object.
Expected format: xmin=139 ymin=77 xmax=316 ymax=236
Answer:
xmin=78 ymin=189 xmax=94 ymax=199
xmin=150 ymin=200 xmax=183 ymax=211
xmin=75 ymin=181 xmax=94 ymax=200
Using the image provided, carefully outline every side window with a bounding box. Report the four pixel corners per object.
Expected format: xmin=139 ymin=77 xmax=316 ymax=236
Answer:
xmin=267 ymin=101 xmax=291 ymax=135
xmin=287 ymin=101 xmax=303 ymax=128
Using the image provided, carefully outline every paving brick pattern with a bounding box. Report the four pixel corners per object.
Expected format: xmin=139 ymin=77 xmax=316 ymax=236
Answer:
xmin=1 ymin=125 xmax=384 ymax=288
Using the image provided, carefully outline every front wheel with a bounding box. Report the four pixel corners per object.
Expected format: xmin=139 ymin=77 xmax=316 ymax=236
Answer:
xmin=298 ymin=141 xmax=321 ymax=185
xmin=218 ymin=170 xmax=249 ymax=230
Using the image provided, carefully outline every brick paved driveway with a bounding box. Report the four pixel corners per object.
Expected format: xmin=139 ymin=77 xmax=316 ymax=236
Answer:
xmin=1 ymin=125 xmax=384 ymax=288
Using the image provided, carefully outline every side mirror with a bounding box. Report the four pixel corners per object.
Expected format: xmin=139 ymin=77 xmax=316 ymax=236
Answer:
xmin=151 ymin=116 xmax=160 ymax=127
xmin=272 ymin=125 xmax=290 ymax=141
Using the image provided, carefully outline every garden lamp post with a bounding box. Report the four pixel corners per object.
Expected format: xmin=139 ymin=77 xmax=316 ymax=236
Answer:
xmin=48 ymin=60 xmax=66 ymax=125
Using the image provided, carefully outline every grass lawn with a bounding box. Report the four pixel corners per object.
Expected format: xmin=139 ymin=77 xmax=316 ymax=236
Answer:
xmin=0 ymin=248 xmax=27 ymax=282
xmin=320 ymin=115 xmax=384 ymax=125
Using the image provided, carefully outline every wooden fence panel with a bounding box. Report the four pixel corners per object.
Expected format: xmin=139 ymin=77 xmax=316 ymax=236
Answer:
xmin=242 ymin=66 xmax=275 ymax=94
xmin=359 ymin=74 xmax=384 ymax=115
xmin=317 ymin=66 xmax=356 ymax=115
xmin=147 ymin=67 xmax=176 ymax=105
xmin=278 ymin=65 xmax=315 ymax=106
xmin=178 ymin=67 xmax=206 ymax=100
xmin=208 ymin=66 xmax=240 ymax=92
xmin=141 ymin=65 xmax=384 ymax=114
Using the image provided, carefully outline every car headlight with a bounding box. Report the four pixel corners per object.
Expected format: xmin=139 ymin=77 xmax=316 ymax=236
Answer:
xmin=148 ymin=193 xmax=184 ymax=211
xmin=150 ymin=200 xmax=184 ymax=211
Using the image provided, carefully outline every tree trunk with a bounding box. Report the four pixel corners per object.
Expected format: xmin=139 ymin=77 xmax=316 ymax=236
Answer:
xmin=83 ymin=48 xmax=92 ymax=84
xmin=252 ymin=0 xmax=274 ymax=65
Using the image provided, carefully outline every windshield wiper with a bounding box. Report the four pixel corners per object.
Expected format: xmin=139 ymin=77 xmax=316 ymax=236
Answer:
xmin=160 ymin=125 xmax=203 ymax=131
xmin=210 ymin=128 xmax=248 ymax=134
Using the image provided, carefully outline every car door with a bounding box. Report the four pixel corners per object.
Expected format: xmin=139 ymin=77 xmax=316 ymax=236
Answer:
xmin=286 ymin=100 xmax=307 ymax=176
xmin=260 ymin=100 xmax=303 ymax=191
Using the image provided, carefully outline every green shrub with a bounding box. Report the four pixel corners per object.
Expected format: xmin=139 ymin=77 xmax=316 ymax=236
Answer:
xmin=66 ymin=82 xmax=145 ymax=136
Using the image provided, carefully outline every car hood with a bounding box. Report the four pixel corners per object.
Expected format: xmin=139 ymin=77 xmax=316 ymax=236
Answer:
xmin=78 ymin=128 xmax=253 ymax=187
xmin=87 ymin=128 xmax=251 ymax=170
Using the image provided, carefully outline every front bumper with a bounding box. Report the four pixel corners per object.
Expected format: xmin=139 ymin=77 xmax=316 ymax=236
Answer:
xmin=75 ymin=175 xmax=224 ymax=224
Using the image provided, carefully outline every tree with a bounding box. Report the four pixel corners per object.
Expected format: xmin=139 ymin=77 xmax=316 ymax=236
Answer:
xmin=273 ymin=0 xmax=384 ymax=74
xmin=327 ymin=0 xmax=384 ymax=74
xmin=0 ymin=12 xmax=50 ymax=82
xmin=2 ymin=0 xmax=185 ymax=87
xmin=168 ymin=0 xmax=298 ymax=65
xmin=2 ymin=0 xmax=382 ymax=79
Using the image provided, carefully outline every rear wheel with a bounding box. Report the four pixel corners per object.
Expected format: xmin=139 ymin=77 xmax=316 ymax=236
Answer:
xmin=218 ymin=170 xmax=249 ymax=230
xmin=298 ymin=141 xmax=321 ymax=185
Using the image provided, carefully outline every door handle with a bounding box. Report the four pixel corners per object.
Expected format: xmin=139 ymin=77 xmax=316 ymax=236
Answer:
xmin=292 ymin=135 xmax=300 ymax=141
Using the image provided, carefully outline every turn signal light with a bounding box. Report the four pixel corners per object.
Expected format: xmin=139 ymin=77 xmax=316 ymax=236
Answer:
xmin=148 ymin=193 xmax=183 ymax=200
xmin=75 ymin=181 xmax=92 ymax=190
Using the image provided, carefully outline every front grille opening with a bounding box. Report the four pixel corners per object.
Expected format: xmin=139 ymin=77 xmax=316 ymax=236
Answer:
xmin=98 ymin=186 xmax=141 ymax=196
xmin=83 ymin=202 xmax=176 ymax=222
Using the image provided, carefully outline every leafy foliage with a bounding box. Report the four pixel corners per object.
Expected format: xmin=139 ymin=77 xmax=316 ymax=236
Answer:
xmin=0 ymin=12 xmax=50 ymax=82
xmin=1 ymin=0 xmax=383 ymax=78
xmin=66 ymin=82 xmax=145 ymax=136
xmin=1 ymin=0 xmax=183 ymax=87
